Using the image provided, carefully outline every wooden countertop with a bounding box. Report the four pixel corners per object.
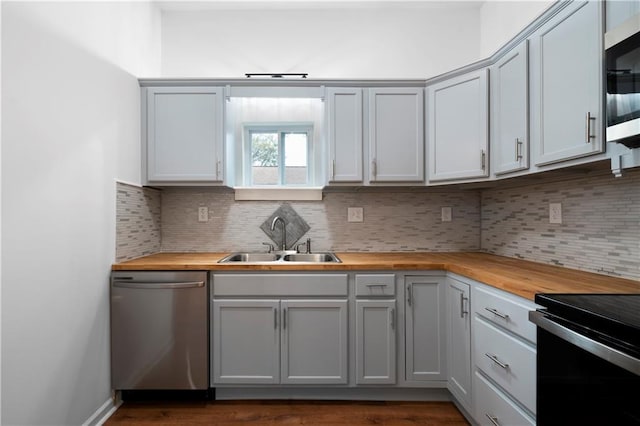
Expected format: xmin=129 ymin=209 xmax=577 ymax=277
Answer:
xmin=112 ymin=252 xmax=640 ymax=301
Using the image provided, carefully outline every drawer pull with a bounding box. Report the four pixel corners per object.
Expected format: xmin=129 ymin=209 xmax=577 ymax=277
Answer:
xmin=485 ymin=413 xmax=500 ymax=426
xmin=485 ymin=353 xmax=509 ymax=370
xmin=274 ymin=308 xmax=278 ymax=329
xmin=366 ymin=284 xmax=387 ymax=288
xmin=485 ymin=307 xmax=509 ymax=320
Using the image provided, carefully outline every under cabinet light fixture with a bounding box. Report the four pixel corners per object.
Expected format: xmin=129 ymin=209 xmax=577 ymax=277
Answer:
xmin=245 ymin=73 xmax=308 ymax=78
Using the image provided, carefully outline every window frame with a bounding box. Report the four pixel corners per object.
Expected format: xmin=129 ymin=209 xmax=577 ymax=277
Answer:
xmin=243 ymin=122 xmax=314 ymax=187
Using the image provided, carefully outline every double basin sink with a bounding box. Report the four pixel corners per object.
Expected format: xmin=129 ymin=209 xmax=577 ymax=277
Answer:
xmin=218 ymin=252 xmax=341 ymax=264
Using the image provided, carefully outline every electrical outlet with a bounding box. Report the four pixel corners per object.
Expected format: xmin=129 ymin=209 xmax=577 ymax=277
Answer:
xmin=347 ymin=207 xmax=364 ymax=223
xmin=198 ymin=207 xmax=209 ymax=222
xmin=441 ymin=207 xmax=452 ymax=222
xmin=549 ymin=203 xmax=562 ymax=224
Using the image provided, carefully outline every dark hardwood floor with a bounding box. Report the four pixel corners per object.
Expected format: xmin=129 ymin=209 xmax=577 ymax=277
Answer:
xmin=105 ymin=400 xmax=470 ymax=425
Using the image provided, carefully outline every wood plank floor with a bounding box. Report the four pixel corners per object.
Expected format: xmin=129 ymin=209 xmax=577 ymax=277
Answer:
xmin=106 ymin=400 xmax=470 ymax=425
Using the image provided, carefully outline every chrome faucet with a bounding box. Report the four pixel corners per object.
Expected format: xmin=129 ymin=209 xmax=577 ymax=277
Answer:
xmin=270 ymin=216 xmax=287 ymax=251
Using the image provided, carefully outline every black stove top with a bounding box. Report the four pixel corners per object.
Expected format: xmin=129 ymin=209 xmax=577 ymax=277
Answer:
xmin=535 ymin=293 xmax=640 ymax=357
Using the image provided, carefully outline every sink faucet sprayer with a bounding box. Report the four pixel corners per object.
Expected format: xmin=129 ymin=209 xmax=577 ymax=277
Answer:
xmin=270 ymin=216 xmax=287 ymax=251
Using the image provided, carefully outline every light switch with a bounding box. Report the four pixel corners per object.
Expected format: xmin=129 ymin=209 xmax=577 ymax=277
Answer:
xmin=549 ymin=203 xmax=562 ymax=224
xmin=441 ymin=207 xmax=452 ymax=222
xmin=348 ymin=207 xmax=364 ymax=223
xmin=198 ymin=207 xmax=209 ymax=222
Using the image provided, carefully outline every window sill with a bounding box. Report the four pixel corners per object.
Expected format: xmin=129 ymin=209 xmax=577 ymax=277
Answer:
xmin=233 ymin=187 xmax=323 ymax=201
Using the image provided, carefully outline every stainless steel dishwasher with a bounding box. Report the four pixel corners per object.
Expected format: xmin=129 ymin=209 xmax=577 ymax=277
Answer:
xmin=111 ymin=271 xmax=208 ymax=391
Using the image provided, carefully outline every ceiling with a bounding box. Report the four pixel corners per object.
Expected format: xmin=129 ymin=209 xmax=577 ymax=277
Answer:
xmin=155 ymin=0 xmax=486 ymax=11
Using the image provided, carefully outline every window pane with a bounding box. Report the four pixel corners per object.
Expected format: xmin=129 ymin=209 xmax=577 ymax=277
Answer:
xmin=284 ymin=133 xmax=308 ymax=185
xmin=251 ymin=132 xmax=279 ymax=185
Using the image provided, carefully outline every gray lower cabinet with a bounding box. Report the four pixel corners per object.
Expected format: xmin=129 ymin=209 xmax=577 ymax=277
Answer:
xmin=446 ymin=277 xmax=472 ymax=411
xmin=212 ymin=298 xmax=348 ymax=385
xmin=405 ymin=275 xmax=446 ymax=382
xmin=355 ymin=300 xmax=396 ymax=385
xmin=212 ymin=299 xmax=280 ymax=384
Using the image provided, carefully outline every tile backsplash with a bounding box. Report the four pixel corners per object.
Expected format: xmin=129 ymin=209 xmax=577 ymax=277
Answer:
xmin=115 ymin=182 xmax=161 ymax=262
xmin=481 ymin=168 xmax=640 ymax=281
xmin=115 ymin=167 xmax=639 ymax=282
xmin=160 ymin=188 xmax=481 ymax=253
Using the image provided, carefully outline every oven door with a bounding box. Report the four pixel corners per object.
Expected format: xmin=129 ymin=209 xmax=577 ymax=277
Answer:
xmin=606 ymin=16 xmax=640 ymax=148
xmin=530 ymin=310 xmax=640 ymax=425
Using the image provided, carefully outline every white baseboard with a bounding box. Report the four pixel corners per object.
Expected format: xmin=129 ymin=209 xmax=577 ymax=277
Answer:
xmin=82 ymin=394 xmax=122 ymax=426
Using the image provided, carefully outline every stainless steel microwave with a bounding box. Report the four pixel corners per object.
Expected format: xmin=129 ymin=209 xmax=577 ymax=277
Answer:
xmin=606 ymin=14 xmax=640 ymax=149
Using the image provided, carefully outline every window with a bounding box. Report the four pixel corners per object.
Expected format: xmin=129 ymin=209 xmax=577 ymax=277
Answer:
xmin=245 ymin=124 xmax=312 ymax=186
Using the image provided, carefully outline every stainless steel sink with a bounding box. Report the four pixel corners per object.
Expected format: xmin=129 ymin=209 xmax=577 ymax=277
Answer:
xmin=218 ymin=252 xmax=341 ymax=264
xmin=218 ymin=253 xmax=282 ymax=263
xmin=282 ymin=253 xmax=341 ymax=263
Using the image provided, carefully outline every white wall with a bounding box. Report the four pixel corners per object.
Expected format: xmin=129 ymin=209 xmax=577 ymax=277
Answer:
xmin=479 ymin=0 xmax=553 ymax=57
xmin=160 ymin=2 xmax=483 ymax=79
xmin=1 ymin=2 xmax=160 ymax=425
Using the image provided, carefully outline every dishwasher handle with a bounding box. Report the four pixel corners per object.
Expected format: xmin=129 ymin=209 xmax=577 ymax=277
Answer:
xmin=112 ymin=280 xmax=205 ymax=289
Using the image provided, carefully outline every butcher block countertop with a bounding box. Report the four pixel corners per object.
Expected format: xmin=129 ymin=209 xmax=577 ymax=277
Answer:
xmin=112 ymin=252 xmax=639 ymax=301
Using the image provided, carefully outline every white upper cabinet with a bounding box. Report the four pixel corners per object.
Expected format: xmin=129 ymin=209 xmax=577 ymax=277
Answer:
xmin=368 ymin=88 xmax=424 ymax=183
xmin=145 ymin=86 xmax=224 ymax=184
xmin=491 ymin=41 xmax=529 ymax=176
xmin=326 ymin=88 xmax=363 ymax=183
xmin=427 ymin=69 xmax=489 ymax=182
xmin=530 ymin=1 xmax=604 ymax=166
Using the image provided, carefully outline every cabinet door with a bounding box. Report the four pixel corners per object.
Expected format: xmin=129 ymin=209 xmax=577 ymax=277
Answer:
xmin=428 ymin=69 xmax=489 ymax=182
xmin=327 ymin=88 xmax=363 ymax=183
xmin=405 ymin=276 xmax=446 ymax=381
xmin=356 ymin=300 xmax=396 ymax=385
xmin=531 ymin=1 xmax=603 ymax=166
xmin=447 ymin=279 xmax=471 ymax=409
xmin=212 ymin=299 xmax=280 ymax=384
xmin=492 ymin=41 xmax=529 ymax=175
xmin=369 ymin=88 xmax=424 ymax=182
xmin=281 ymin=300 xmax=348 ymax=384
xmin=146 ymin=86 xmax=224 ymax=183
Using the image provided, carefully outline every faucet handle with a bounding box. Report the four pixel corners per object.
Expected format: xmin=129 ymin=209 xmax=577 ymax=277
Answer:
xmin=296 ymin=238 xmax=312 ymax=254
xmin=262 ymin=242 xmax=274 ymax=253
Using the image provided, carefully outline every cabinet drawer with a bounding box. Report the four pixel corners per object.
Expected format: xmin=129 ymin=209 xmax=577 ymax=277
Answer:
xmin=355 ymin=274 xmax=395 ymax=297
xmin=474 ymin=317 xmax=536 ymax=414
xmin=213 ymin=274 xmax=348 ymax=296
xmin=475 ymin=371 xmax=535 ymax=426
xmin=474 ymin=285 xmax=538 ymax=343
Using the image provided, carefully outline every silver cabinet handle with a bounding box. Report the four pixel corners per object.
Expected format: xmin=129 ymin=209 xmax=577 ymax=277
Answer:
xmin=460 ymin=293 xmax=469 ymax=318
xmin=112 ymin=281 xmax=204 ymax=289
xmin=485 ymin=414 xmax=500 ymax=426
xmin=407 ymin=284 xmax=413 ymax=306
xmin=332 ymin=159 xmax=336 ymax=180
xmin=585 ymin=112 xmax=595 ymax=143
xmin=485 ymin=307 xmax=509 ymax=320
xmin=515 ymin=138 xmax=523 ymax=161
xmin=274 ymin=308 xmax=278 ymax=329
xmin=371 ymin=159 xmax=377 ymax=179
xmin=485 ymin=353 xmax=509 ymax=370
xmin=481 ymin=150 xmax=486 ymax=170
xmin=216 ymin=160 xmax=222 ymax=179
xmin=390 ymin=308 xmax=395 ymax=330
xmin=283 ymin=308 xmax=287 ymax=329
xmin=366 ymin=284 xmax=387 ymax=288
